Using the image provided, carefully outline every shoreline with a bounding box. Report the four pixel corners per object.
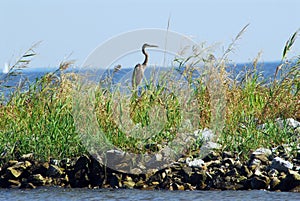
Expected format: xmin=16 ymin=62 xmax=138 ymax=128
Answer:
xmin=1 ymin=47 xmax=299 ymax=192
xmin=1 ymin=146 xmax=299 ymax=192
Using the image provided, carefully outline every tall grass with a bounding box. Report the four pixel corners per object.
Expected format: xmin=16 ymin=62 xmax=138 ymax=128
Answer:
xmin=221 ymin=29 xmax=300 ymax=158
xmin=0 ymin=28 xmax=299 ymax=163
xmin=0 ymin=47 xmax=85 ymax=162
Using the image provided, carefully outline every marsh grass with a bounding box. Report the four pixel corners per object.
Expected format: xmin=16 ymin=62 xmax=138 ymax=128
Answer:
xmin=0 ymin=51 xmax=86 ymax=162
xmin=221 ymin=29 xmax=300 ymax=159
xmin=0 ymin=28 xmax=299 ymax=163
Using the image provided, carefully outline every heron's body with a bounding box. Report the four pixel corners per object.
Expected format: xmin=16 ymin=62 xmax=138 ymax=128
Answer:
xmin=132 ymin=43 xmax=158 ymax=88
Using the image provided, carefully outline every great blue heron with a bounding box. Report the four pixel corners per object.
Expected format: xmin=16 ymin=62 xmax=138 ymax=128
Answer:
xmin=132 ymin=43 xmax=158 ymax=88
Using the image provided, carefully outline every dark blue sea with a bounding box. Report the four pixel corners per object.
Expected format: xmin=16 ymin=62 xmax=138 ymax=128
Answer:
xmin=0 ymin=187 xmax=299 ymax=201
xmin=0 ymin=61 xmax=282 ymax=93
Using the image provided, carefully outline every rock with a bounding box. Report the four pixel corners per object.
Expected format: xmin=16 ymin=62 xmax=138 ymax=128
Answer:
xmin=20 ymin=153 xmax=34 ymax=161
xmin=211 ymin=166 xmax=226 ymax=177
xmin=223 ymin=158 xmax=235 ymax=167
xmin=161 ymin=171 xmax=167 ymax=179
xmin=59 ymin=158 xmax=72 ymax=168
xmin=106 ymin=149 xmax=133 ymax=172
xmin=24 ymin=161 xmax=32 ymax=168
xmin=202 ymin=151 xmax=221 ymax=162
xmin=7 ymin=167 xmax=23 ymax=178
xmin=67 ymin=155 xmax=91 ymax=188
xmin=30 ymin=174 xmax=47 ymax=186
xmin=205 ymin=171 xmax=213 ymax=180
xmin=31 ymin=163 xmax=48 ymax=176
xmin=144 ymin=143 xmax=160 ymax=152
xmin=130 ymin=168 xmax=143 ymax=175
xmin=42 ymin=162 xmax=50 ymax=169
xmin=74 ymin=155 xmax=90 ymax=172
xmin=222 ymin=151 xmax=234 ymax=159
xmin=248 ymin=158 xmax=262 ymax=171
xmin=151 ymin=181 xmax=160 ymax=185
xmin=234 ymin=160 xmax=242 ymax=169
xmin=276 ymin=118 xmax=300 ymax=129
xmin=250 ymin=176 xmax=269 ymax=190
xmin=47 ymin=164 xmax=63 ymax=177
xmin=182 ymin=166 xmax=193 ymax=177
xmin=8 ymin=160 xmax=18 ymax=166
xmin=251 ymin=148 xmax=272 ymax=163
xmin=270 ymin=177 xmax=280 ymax=190
xmin=11 ymin=161 xmax=30 ymax=170
xmin=187 ymin=170 xmax=206 ymax=187
xmin=206 ymin=160 xmax=222 ymax=169
xmin=254 ymin=168 xmax=263 ymax=176
xmin=87 ymin=158 xmax=105 ymax=187
xmin=26 ymin=182 xmax=36 ymax=189
xmin=108 ymin=173 xmax=122 ymax=188
xmin=271 ymin=157 xmax=293 ymax=172
xmin=277 ymin=170 xmax=300 ymax=191
xmin=6 ymin=161 xmax=31 ymax=179
xmin=172 ymin=182 xmax=185 ymax=190
xmin=196 ymin=129 xmax=221 ymax=158
xmin=8 ymin=179 xmax=21 ymax=188
xmin=268 ymin=169 xmax=279 ymax=178
xmin=287 ymin=118 xmax=300 ymax=128
xmin=258 ymin=118 xmax=300 ymax=132
xmin=199 ymin=128 xmax=215 ymax=142
xmin=186 ymin=158 xmax=205 ymax=168
xmin=290 ymin=185 xmax=300 ymax=192
xmin=272 ymin=145 xmax=292 ymax=160
xmin=155 ymin=153 xmax=163 ymax=162
xmin=242 ymin=178 xmax=252 ymax=190
xmin=49 ymin=158 xmax=61 ymax=166
xmin=115 ymin=163 xmax=130 ymax=173
xmin=252 ymin=155 xmax=269 ymax=164
xmin=236 ymin=175 xmax=247 ymax=184
xmin=184 ymin=182 xmax=195 ymax=191
xmin=123 ymin=180 xmax=135 ymax=188
xmin=200 ymin=142 xmax=221 ymax=157
xmin=135 ymin=180 xmax=146 ymax=188
xmin=225 ymin=168 xmax=238 ymax=177
xmin=294 ymin=165 xmax=300 ymax=171
xmin=210 ymin=174 xmax=237 ymax=190
xmin=2 ymin=143 xmax=300 ymax=191
xmin=237 ymin=165 xmax=252 ymax=178
xmin=278 ymin=172 xmax=287 ymax=180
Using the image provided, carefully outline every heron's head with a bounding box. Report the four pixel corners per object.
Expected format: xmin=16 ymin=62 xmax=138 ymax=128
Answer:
xmin=142 ymin=43 xmax=158 ymax=49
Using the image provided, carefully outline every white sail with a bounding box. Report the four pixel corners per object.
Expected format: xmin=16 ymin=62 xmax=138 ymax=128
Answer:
xmin=2 ymin=63 xmax=9 ymax=74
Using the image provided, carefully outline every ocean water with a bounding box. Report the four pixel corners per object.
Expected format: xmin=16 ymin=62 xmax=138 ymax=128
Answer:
xmin=0 ymin=187 xmax=299 ymax=201
xmin=0 ymin=61 xmax=283 ymax=95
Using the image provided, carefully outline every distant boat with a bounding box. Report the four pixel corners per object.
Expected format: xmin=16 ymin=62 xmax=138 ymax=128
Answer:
xmin=2 ymin=63 xmax=9 ymax=74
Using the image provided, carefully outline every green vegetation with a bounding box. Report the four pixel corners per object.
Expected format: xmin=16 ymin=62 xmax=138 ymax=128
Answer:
xmin=0 ymin=28 xmax=299 ymax=163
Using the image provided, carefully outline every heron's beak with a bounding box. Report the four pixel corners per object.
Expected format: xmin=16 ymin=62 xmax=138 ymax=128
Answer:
xmin=149 ymin=44 xmax=158 ymax=48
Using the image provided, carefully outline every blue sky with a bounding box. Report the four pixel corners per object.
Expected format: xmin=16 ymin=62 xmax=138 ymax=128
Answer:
xmin=1 ymin=0 xmax=299 ymax=69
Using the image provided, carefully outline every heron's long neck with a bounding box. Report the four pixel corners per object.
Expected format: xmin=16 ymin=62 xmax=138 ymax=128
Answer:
xmin=142 ymin=48 xmax=148 ymax=66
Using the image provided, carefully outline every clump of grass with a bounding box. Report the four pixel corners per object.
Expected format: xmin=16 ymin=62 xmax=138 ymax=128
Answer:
xmin=92 ymin=68 xmax=187 ymax=154
xmin=0 ymin=46 xmax=86 ymax=162
xmin=220 ymin=29 xmax=300 ymax=159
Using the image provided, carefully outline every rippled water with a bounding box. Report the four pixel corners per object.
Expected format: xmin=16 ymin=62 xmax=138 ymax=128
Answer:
xmin=1 ymin=187 xmax=299 ymax=201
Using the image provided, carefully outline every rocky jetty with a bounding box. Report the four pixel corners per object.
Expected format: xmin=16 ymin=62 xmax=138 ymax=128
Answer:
xmin=0 ymin=146 xmax=299 ymax=192
xmin=0 ymin=118 xmax=299 ymax=192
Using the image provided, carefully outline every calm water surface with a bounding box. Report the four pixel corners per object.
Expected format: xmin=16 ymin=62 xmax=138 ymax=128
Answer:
xmin=0 ymin=187 xmax=299 ymax=201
